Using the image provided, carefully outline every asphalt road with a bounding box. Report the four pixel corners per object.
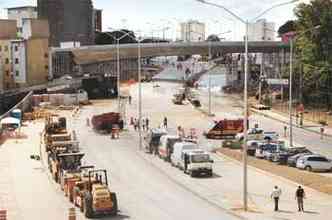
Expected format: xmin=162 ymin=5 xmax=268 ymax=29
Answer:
xmin=73 ymin=106 xmax=241 ymax=220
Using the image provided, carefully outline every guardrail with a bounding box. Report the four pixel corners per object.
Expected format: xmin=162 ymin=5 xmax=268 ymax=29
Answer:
xmin=0 ymin=91 xmax=33 ymax=120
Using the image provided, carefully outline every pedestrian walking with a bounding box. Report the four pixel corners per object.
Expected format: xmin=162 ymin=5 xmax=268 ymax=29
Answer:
xmin=134 ymin=118 xmax=137 ymax=131
xmin=163 ymin=117 xmax=168 ymax=129
xmin=128 ymin=95 xmax=132 ymax=105
xmin=142 ymin=118 xmax=146 ymax=131
xmin=320 ymin=126 xmax=324 ymax=140
xmin=146 ymin=118 xmax=149 ymax=130
xmin=271 ymin=186 xmax=282 ymax=211
xmin=295 ymin=186 xmax=305 ymax=212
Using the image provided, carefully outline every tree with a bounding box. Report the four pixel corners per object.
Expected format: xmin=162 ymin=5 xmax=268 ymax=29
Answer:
xmin=278 ymin=20 xmax=296 ymax=36
xmin=206 ymin=34 xmax=220 ymax=42
xmin=293 ymin=0 xmax=332 ymax=109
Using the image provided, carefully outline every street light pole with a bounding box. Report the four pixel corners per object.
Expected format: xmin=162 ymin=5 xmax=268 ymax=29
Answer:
xmin=138 ymin=40 xmax=142 ymax=151
xmin=259 ymin=53 xmax=264 ymax=104
xmin=208 ymin=40 xmax=212 ymax=116
xmin=195 ymin=0 xmax=298 ymax=212
xmin=117 ymin=39 xmax=121 ymax=113
xmin=289 ymin=37 xmax=293 ymax=147
xmin=243 ymin=20 xmax=249 ymax=211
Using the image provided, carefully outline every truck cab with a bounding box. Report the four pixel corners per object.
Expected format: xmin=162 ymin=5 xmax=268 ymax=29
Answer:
xmin=181 ymin=149 xmax=213 ymax=177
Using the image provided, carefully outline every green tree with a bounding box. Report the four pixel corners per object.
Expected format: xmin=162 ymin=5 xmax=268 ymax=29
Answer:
xmin=294 ymin=0 xmax=332 ymax=109
xmin=278 ymin=20 xmax=296 ymax=36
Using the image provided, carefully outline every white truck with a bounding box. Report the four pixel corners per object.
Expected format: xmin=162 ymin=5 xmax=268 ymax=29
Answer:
xmin=171 ymin=142 xmax=213 ymax=177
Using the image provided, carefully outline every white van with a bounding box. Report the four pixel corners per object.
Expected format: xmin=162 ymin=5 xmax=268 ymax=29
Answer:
xmin=171 ymin=142 xmax=198 ymax=167
xmin=159 ymin=135 xmax=181 ymax=161
xmin=180 ymin=149 xmax=213 ymax=177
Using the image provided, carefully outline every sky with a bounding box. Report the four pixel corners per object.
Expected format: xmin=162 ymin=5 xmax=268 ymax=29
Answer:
xmin=0 ymin=0 xmax=311 ymax=40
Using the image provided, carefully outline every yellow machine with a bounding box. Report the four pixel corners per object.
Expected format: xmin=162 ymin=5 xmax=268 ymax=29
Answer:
xmin=72 ymin=169 xmax=118 ymax=218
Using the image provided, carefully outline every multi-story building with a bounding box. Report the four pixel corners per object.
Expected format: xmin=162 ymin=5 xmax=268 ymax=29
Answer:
xmin=248 ymin=19 xmax=275 ymax=41
xmin=0 ymin=20 xmax=18 ymax=90
xmin=180 ymin=20 xmax=205 ymax=42
xmin=93 ymin=9 xmax=102 ymax=32
xmin=37 ymin=0 xmax=94 ymax=47
xmin=7 ymin=6 xmax=38 ymax=35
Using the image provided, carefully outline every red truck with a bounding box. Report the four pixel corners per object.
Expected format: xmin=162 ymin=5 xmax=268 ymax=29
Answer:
xmin=205 ymin=119 xmax=244 ymax=139
xmin=91 ymin=112 xmax=121 ymax=133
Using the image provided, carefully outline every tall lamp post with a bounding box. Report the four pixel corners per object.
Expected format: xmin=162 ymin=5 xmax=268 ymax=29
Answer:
xmin=112 ymin=29 xmax=145 ymax=150
xmin=105 ymin=29 xmax=135 ymax=112
xmin=196 ymin=0 xmax=299 ymax=211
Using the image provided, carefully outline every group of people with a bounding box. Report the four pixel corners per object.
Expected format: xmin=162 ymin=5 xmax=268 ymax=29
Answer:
xmin=132 ymin=117 xmax=150 ymax=131
xmin=271 ymin=185 xmax=306 ymax=212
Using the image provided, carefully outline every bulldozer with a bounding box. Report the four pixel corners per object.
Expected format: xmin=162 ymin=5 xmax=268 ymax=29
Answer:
xmin=72 ymin=169 xmax=118 ymax=218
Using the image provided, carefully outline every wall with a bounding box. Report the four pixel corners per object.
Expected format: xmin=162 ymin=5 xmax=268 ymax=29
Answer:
xmin=22 ymin=19 xmax=50 ymax=40
xmin=0 ymin=20 xmax=17 ymax=39
xmin=248 ymin=19 xmax=275 ymax=41
xmin=0 ymin=40 xmax=16 ymax=89
xmin=11 ymin=40 xmax=27 ymax=84
xmin=26 ymin=38 xmax=49 ymax=85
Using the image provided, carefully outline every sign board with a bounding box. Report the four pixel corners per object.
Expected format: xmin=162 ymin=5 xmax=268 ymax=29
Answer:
xmin=266 ymin=79 xmax=289 ymax=85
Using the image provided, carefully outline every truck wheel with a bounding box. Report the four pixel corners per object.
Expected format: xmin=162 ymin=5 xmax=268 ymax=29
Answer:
xmin=190 ymin=171 xmax=195 ymax=177
xmin=84 ymin=192 xmax=93 ymax=218
xmin=110 ymin=192 xmax=118 ymax=216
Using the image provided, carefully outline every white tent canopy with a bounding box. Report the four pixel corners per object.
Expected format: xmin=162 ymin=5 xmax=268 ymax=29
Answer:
xmin=1 ymin=117 xmax=20 ymax=125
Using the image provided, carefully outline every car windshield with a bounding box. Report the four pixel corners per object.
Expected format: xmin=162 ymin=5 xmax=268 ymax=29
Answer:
xmin=191 ymin=154 xmax=210 ymax=163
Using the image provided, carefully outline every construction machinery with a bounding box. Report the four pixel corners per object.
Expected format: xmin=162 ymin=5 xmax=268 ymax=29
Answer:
xmin=91 ymin=112 xmax=122 ymax=133
xmin=48 ymin=145 xmax=82 ymax=183
xmin=72 ymin=169 xmax=118 ymax=218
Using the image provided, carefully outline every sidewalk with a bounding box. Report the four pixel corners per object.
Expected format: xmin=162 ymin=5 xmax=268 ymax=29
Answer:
xmin=250 ymin=108 xmax=332 ymax=138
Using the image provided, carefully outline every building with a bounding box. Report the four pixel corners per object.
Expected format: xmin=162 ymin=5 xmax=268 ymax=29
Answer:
xmin=248 ymin=19 xmax=275 ymax=41
xmin=37 ymin=0 xmax=95 ymax=47
xmin=7 ymin=6 xmax=38 ymax=35
xmin=0 ymin=20 xmax=18 ymax=90
xmin=180 ymin=20 xmax=205 ymax=42
xmin=93 ymin=9 xmax=102 ymax=32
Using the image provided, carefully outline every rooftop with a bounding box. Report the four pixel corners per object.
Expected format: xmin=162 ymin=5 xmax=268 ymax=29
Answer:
xmin=7 ymin=6 xmax=37 ymax=11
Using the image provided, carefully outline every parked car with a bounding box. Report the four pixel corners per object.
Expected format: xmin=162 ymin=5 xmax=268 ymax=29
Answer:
xmin=255 ymin=143 xmax=278 ymax=159
xmin=269 ymin=146 xmax=310 ymax=164
xmin=247 ymin=140 xmax=260 ymax=156
xmin=263 ymin=131 xmax=279 ymax=142
xmin=287 ymin=152 xmax=313 ymax=167
xmin=296 ymin=155 xmax=332 ymax=172
xmin=236 ymin=128 xmax=264 ymax=142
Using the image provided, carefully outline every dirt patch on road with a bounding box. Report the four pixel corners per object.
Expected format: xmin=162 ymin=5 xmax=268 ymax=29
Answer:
xmin=218 ymin=148 xmax=332 ymax=195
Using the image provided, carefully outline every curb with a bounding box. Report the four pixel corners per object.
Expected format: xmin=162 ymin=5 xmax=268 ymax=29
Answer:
xmin=250 ymin=108 xmax=332 ymax=138
xmin=215 ymin=151 xmax=332 ymax=198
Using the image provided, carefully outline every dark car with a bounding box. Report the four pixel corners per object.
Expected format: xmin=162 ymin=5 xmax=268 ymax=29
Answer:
xmin=144 ymin=128 xmax=167 ymax=154
xmin=271 ymin=147 xmax=311 ymax=165
xmin=287 ymin=150 xmax=313 ymax=167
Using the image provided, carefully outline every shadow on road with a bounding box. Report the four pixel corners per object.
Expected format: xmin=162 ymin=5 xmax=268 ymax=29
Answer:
xmin=303 ymin=210 xmax=320 ymax=214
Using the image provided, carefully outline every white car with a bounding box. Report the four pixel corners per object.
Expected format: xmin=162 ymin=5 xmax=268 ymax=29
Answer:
xmin=296 ymin=155 xmax=332 ymax=172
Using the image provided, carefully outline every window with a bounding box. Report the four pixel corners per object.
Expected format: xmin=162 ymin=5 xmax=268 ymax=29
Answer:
xmin=0 ymin=46 xmax=2 ymax=52
xmin=15 ymin=46 xmax=18 ymax=51
xmin=44 ymin=53 xmax=49 ymax=58
xmin=308 ymin=157 xmax=328 ymax=162
xmin=4 ymin=46 xmax=8 ymax=51
xmin=45 ymin=65 xmax=49 ymax=70
xmin=5 ymin=58 xmax=9 ymax=64
xmin=15 ymin=71 xmax=19 ymax=76
xmin=15 ymin=58 xmax=19 ymax=64
xmin=6 ymin=70 xmax=9 ymax=76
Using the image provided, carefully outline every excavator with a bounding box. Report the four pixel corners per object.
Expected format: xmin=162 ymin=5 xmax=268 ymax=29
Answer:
xmin=72 ymin=169 xmax=118 ymax=218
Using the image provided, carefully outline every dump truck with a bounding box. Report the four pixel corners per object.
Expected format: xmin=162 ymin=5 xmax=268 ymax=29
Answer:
xmin=205 ymin=119 xmax=244 ymax=139
xmin=91 ymin=112 xmax=121 ymax=133
xmin=72 ymin=169 xmax=118 ymax=218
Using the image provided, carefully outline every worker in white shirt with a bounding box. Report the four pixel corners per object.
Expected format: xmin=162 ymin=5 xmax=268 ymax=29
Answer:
xmin=271 ymin=186 xmax=282 ymax=211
